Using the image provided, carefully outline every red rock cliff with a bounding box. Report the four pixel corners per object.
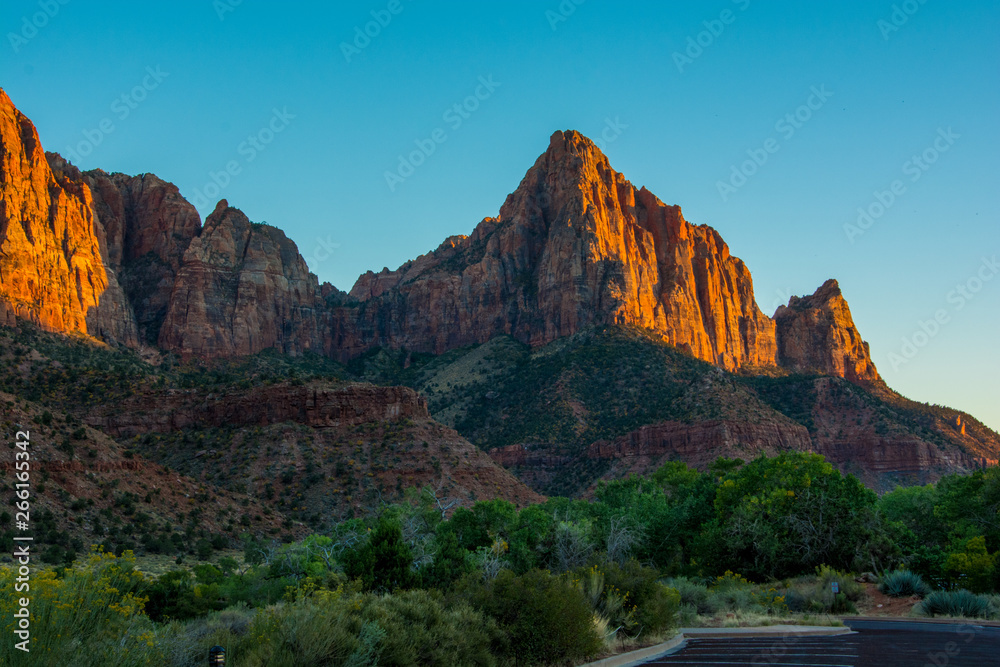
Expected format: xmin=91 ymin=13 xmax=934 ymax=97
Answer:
xmin=774 ymin=279 xmax=883 ymax=386
xmin=0 ymin=89 xmax=136 ymax=345
xmin=82 ymin=168 xmax=202 ymax=344
xmin=158 ymin=200 xmax=333 ymax=358
xmin=347 ymin=130 xmax=778 ymax=371
xmin=0 ymin=89 xmax=890 ymax=388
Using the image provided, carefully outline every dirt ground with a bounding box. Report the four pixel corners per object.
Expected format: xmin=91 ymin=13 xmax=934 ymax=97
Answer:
xmin=855 ymin=582 xmax=921 ymax=617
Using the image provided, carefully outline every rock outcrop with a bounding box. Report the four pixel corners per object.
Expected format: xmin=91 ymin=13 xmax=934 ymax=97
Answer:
xmin=347 ymin=130 xmax=778 ymax=371
xmin=89 ymin=381 xmax=428 ymax=438
xmin=586 ymin=419 xmax=813 ymax=467
xmin=158 ymin=200 xmax=333 ymax=358
xmin=81 ymin=168 xmax=201 ymax=344
xmin=0 ymin=90 xmax=137 ymax=345
xmin=774 ymin=279 xmax=883 ymax=386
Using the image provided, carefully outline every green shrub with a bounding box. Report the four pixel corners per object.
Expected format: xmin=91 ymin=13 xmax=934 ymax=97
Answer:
xmin=781 ymin=567 xmax=862 ymax=614
xmin=462 ymin=569 xmax=602 ymax=665
xmin=666 ymin=577 xmax=713 ymax=615
xmin=879 ymin=570 xmax=932 ymax=598
xmin=351 ymin=590 xmax=497 ymax=666
xmin=0 ymin=550 xmax=162 ymax=666
xmin=602 ymin=560 xmax=680 ymax=636
xmin=918 ymin=590 xmax=998 ymax=619
xmin=343 ymin=518 xmax=418 ymax=592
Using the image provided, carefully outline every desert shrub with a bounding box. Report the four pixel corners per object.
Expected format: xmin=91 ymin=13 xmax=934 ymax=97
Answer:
xmin=228 ymin=596 xmax=360 ymax=667
xmin=0 ymin=549 xmax=162 ymax=666
xmin=461 ymin=569 xmax=602 ymax=665
xmin=601 ymin=560 xmax=680 ymax=636
xmin=351 ymin=590 xmax=497 ymax=666
xmin=780 ymin=567 xmax=861 ymax=614
xmin=814 ymin=565 xmax=864 ymax=602
xmin=879 ymin=570 xmax=932 ymax=598
xmin=665 ymin=577 xmax=713 ymax=615
xmin=162 ymin=589 xmax=496 ymax=667
xmin=918 ymin=590 xmax=998 ymax=619
xmin=707 ymin=570 xmax=758 ymax=613
xmin=159 ymin=605 xmax=255 ymax=667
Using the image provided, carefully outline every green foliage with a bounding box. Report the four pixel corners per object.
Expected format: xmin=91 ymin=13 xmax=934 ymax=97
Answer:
xmin=702 ymin=453 xmax=885 ymax=580
xmin=879 ymin=570 xmax=932 ymax=598
xmin=352 ymin=590 xmax=497 ymax=666
xmin=0 ymin=549 xmax=161 ymax=666
xmin=600 ymin=560 xmax=680 ymax=637
xmin=918 ymin=589 xmax=999 ymax=619
xmin=421 ymin=530 xmax=473 ymax=589
xmin=944 ymin=536 xmax=998 ymax=593
xmin=144 ymin=570 xmax=228 ymax=622
xmin=879 ymin=467 xmax=1000 ymax=591
xmin=343 ymin=518 xmax=418 ymax=592
xmin=461 ymin=569 xmax=603 ymax=665
xmin=665 ymin=577 xmax=713 ymax=615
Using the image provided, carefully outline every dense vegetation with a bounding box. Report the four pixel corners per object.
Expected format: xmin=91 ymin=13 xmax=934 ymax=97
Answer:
xmin=4 ymin=453 xmax=998 ymax=665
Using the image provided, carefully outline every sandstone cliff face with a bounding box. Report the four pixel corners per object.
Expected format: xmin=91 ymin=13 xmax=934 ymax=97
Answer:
xmin=0 ymin=90 xmax=137 ymax=346
xmin=348 ymin=131 xmax=777 ymax=371
xmin=158 ymin=200 xmax=332 ymax=358
xmin=774 ymin=279 xmax=882 ymax=386
xmin=83 ymin=169 xmax=201 ymax=344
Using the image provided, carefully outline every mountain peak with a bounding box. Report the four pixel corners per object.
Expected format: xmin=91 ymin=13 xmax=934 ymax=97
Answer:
xmin=774 ymin=281 xmax=882 ymax=387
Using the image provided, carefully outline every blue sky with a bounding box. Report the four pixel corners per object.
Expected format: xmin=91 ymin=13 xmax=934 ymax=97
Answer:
xmin=3 ymin=0 xmax=998 ymax=430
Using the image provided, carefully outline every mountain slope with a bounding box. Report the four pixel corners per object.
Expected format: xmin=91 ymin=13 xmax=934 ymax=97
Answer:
xmin=0 ymin=88 xmax=995 ymax=496
xmin=353 ymin=327 xmax=996 ymax=494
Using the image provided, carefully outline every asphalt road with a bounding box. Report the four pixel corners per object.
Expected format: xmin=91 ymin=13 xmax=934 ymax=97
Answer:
xmin=644 ymin=620 xmax=1000 ymax=666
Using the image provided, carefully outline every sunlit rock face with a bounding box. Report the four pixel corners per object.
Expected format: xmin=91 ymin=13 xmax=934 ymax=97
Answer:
xmin=0 ymin=89 xmax=136 ymax=346
xmin=347 ymin=130 xmax=778 ymax=371
xmin=0 ymin=87 xmax=880 ymax=386
xmin=774 ymin=279 xmax=883 ymax=387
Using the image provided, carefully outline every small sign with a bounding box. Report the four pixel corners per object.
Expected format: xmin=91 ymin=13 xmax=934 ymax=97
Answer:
xmin=831 ymin=581 xmax=840 ymax=594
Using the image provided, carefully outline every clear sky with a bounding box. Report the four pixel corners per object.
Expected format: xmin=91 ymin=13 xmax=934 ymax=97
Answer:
xmin=3 ymin=0 xmax=998 ymax=430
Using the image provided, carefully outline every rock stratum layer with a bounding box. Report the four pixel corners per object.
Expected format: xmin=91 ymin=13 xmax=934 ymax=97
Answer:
xmin=89 ymin=381 xmax=429 ymax=438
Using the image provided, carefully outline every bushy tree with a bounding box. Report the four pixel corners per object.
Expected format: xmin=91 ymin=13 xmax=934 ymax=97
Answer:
xmin=344 ymin=517 xmax=418 ymax=592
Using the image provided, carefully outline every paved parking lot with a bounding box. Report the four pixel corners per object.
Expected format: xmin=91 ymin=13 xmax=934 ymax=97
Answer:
xmin=648 ymin=635 xmax=860 ymax=666
xmin=644 ymin=620 xmax=1000 ymax=666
